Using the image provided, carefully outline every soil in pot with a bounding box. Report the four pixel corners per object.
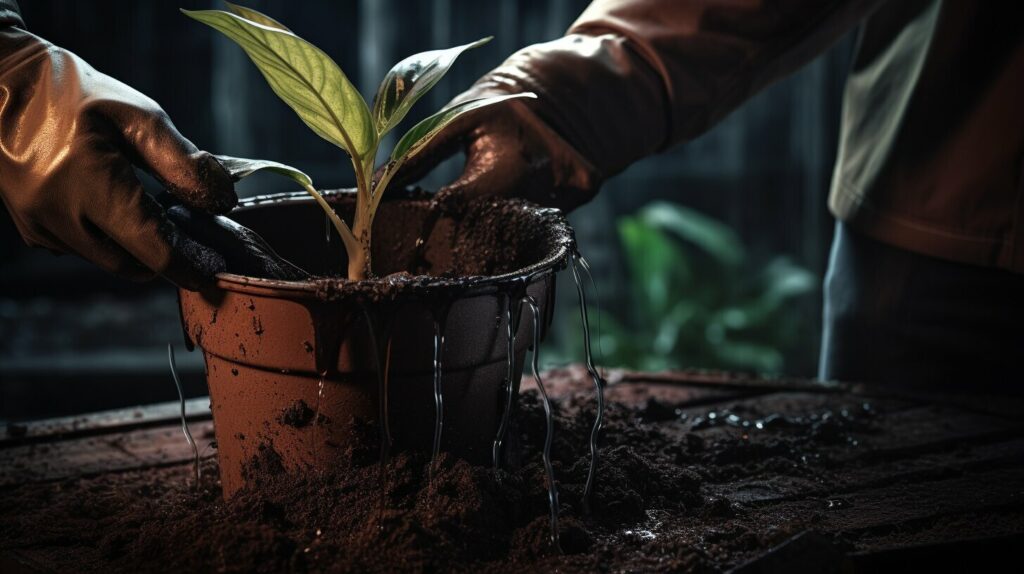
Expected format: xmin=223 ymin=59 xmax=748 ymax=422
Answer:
xmin=177 ymin=190 xmax=590 ymax=499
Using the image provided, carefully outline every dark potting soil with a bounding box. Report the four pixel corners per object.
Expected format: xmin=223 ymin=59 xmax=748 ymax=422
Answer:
xmin=189 ymin=188 xmax=574 ymax=301
xmin=301 ymin=193 xmax=573 ymax=302
xmin=3 ymin=368 xmax=1023 ymax=573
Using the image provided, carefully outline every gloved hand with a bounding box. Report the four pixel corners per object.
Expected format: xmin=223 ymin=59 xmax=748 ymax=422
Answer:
xmin=382 ymin=82 xmax=602 ymax=214
xmin=165 ymin=205 xmax=307 ymax=282
xmin=0 ymin=27 xmax=298 ymax=288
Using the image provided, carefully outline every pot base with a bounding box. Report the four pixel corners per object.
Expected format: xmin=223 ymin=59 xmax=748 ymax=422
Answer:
xmin=205 ymin=350 xmax=525 ymax=495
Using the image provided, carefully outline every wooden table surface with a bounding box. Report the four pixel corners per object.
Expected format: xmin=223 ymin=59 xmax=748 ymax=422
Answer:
xmin=2 ymin=368 xmax=1023 ymax=572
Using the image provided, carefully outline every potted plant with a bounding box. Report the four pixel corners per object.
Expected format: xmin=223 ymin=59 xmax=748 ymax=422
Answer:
xmin=176 ymin=3 xmax=574 ymax=497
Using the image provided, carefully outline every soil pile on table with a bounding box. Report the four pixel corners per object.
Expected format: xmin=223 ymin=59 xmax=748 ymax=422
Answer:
xmin=3 ymin=368 xmax=1023 ymax=572
xmin=0 ymin=371 xmax=706 ymax=573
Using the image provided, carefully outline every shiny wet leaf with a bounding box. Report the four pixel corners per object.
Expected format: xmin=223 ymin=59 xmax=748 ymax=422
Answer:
xmin=390 ymin=93 xmax=535 ymax=163
xmin=372 ymin=37 xmax=491 ymax=136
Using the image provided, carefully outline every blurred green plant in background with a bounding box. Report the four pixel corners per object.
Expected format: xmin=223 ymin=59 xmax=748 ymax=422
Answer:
xmin=555 ymin=201 xmax=818 ymax=374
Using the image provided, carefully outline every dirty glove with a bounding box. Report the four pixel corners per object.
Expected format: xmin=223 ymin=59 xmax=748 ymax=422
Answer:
xmin=165 ymin=205 xmax=307 ymax=282
xmin=0 ymin=26 xmax=242 ymax=289
xmin=385 ymin=88 xmax=601 ymax=213
xmin=391 ymin=0 xmax=885 ymax=212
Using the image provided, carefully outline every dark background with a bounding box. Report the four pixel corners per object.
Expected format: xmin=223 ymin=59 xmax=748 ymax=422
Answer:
xmin=0 ymin=1 xmax=856 ymax=420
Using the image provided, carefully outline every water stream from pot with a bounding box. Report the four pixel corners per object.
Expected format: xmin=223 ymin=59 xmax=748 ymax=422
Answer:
xmin=522 ymin=295 xmax=560 ymax=550
xmin=312 ymin=373 xmax=326 ymax=465
xmin=482 ymin=252 xmax=604 ymax=544
xmin=167 ymin=344 xmax=201 ymax=488
xmin=492 ymin=295 xmax=520 ymax=476
xmin=430 ymin=305 xmax=450 ymax=466
xmin=570 ymin=253 xmax=606 ymax=512
xmin=365 ymin=307 xmax=395 ymax=526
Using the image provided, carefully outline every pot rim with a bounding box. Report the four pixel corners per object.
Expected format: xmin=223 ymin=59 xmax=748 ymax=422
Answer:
xmin=212 ymin=189 xmax=576 ymax=299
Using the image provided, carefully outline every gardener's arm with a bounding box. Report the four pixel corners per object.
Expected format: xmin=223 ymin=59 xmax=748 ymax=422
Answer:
xmin=0 ymin=3 xmax=302 ymax=288
xmin=396 ymin=0 xmax=886 ymax=212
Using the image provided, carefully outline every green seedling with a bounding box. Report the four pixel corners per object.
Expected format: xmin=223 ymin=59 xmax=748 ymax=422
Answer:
xmin=184 ymin=2 xmax=535 ymax=280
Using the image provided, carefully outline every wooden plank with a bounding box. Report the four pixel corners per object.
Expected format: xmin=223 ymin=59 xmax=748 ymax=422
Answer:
xmin=713 ymin=437 xmax=1024 ymax=504
xmin=669 ymin=394 xmax=1024 ymax=506
xmin=2 ymin=397 xmax=211 ymax=446
xmin=611 ymin=369 xmax=848 ymax=393
xmin=819 ymin=467 xmax=1024 ymax=533
xmin=0 ymin=420 xmax=215 ymax=487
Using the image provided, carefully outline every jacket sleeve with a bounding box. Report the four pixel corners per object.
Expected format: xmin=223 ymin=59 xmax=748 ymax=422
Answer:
xmin=475 ymin=0 xmax=887 ymax=178
xmin=0 ymin=1 xmax=22 ymax=28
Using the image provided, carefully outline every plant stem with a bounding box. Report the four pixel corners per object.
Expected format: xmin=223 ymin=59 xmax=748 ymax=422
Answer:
xmin=348 ymin=155 xmax=379 ymax=281
xmin=301 ymin=182 xmax=361 ymax=276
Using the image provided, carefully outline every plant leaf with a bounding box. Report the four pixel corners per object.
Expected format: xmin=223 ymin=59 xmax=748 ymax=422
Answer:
xmin=640 ymin=201 xmax=746 ymax=268
xmin=183 ymin=9 xmax=374 ymax=160
xmin=618 ymin=216 xmax=690 ymax=320
xmin=216 ymin=155 xmax=312 ymax=187
xmin=224 ymin=2 xmax=290 ymax=31
xmin=372 ymin=37 xmax=491 ymax=136
xmin=390 ymin=93 xmax=536 ymax=163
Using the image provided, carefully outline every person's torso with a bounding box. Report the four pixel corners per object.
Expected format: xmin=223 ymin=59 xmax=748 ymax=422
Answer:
xmin=830 ymin=0 xmax=1024 ymax=272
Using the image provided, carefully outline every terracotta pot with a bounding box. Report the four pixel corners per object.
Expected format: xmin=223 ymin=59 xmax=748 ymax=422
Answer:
xmin=178 ymin=190 xmax=573 ymax=497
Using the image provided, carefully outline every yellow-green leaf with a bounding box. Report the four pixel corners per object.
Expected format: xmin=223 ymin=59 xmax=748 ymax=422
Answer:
xmin=372 ymin=37 xmax=491 ymax=136
xmin=183 ymin=9 xmax=374 ymax=160
xmin=390 ymin=93 xmax=536 ymax=163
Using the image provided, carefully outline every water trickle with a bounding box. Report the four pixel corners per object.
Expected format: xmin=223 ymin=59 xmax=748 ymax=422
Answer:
xmin=430 ymin=306 xmax=449 ymax=463
xmin=492 ymin=293 xmax=520 ymax=475
xmin=311 ymin=373 xmax=327 ymax=467
xmin=167 ymin=344 xmax=201 ymax=488
xmin=325 ymin=213 xmax=331 ymax=243
xmin=365 ymin=307 xmax=394 ymax=527
xmin=522 ymin=295 xmax=561 ymax=551
xmin=375 ymin=340 xmax=394 ymax=467
xmin=574 ymin=254 xmax=606 ymax=362
xmin=570 ymin=254 xmax=606 ymax=513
